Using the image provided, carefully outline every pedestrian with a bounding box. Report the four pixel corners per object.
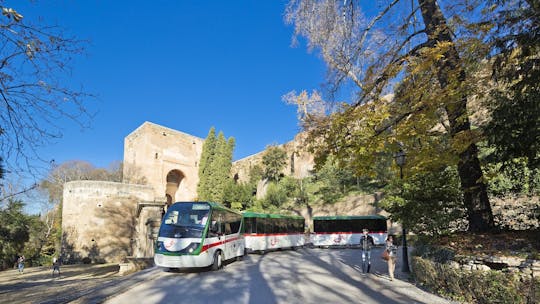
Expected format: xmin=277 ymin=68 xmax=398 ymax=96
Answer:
xmin=52 ymin=256 xmax=61 ymax=277
xmin=385 ymin=235 xmax=398 ymax=281
xmin=359 ymin=228 xmax=374 ymax=273
xmin=17 ymin=255 xmax=25 ymax=274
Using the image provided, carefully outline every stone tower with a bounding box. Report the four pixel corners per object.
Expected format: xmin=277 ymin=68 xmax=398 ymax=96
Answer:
xmin=123 ymin=121 xmax=205 ymax=204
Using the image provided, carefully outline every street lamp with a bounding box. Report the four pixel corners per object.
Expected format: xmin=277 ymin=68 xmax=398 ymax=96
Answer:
xmin=394 ymin=148 xmax=410 ymax=273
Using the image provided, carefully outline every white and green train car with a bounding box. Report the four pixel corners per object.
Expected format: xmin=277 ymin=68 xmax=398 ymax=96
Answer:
xmin=243 ymin=212 xmax=305 ymax=253
xmin=311 ymin=215 xmax=388 ymax=247
xmin=154 ymin=202 xmax=244 ymax=270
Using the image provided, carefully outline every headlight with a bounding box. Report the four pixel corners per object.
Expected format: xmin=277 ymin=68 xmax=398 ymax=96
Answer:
xmin=184 ymin=242 xmax=200 ymax=254
xmin=156 ymin=241 xmax=164 ymax=251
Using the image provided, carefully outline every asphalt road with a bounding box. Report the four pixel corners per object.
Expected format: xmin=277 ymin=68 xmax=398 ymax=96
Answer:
xmin=105 ymin=247 xmax=457 ymax=304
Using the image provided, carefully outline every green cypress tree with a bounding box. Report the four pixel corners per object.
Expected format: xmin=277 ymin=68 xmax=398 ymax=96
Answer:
xmin=198 ymin=128 xmax=236 ymax=203
xmin=197 ymin=127 xmax=216 ymax=201
xmin=209 ymin=132 xmax=228 ymax=202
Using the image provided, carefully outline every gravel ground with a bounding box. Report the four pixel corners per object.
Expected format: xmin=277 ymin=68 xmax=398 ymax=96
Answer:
xmin=0 ymin=264 xmax=128 ymax=304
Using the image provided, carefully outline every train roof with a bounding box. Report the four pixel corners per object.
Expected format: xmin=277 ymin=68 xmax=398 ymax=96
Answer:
xmin=242 ymin=211 xmax=304 ymax=220
xmin=313 ymin=215 xmax=387 ymax=220
xmin=171 ymin=201 xmax=241 ymax=215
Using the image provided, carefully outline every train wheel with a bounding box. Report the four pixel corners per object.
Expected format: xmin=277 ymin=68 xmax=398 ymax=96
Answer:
xmin=211 ymin=250 xmax=223 ymax=271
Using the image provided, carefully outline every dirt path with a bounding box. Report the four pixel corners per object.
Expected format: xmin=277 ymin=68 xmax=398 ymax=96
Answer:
xmin=0 ymin=264 xmax=122 ymax=304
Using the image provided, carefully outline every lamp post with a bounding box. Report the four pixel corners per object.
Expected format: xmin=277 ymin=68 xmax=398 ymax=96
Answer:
xmin=394 ymin=148 xmax=410 ymax=273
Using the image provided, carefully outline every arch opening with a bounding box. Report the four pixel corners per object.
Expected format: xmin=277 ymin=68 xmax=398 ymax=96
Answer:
xmin=165 ymin=169 xmax=185 ymax=206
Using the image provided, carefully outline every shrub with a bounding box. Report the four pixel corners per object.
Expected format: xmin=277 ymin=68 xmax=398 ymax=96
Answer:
xmin=412 ymin=257 xmax=535 ymax=303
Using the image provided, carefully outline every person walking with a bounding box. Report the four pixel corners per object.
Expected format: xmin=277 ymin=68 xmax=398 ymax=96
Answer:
xmin=385 ymin=236 xmax=398 ymax=281
xmin=17 ymin=255 xmax=25 ymax=274
xmin=359 ymin=228 xmax=374 ymax=273
xmin=52 ymin=256 xmax=61 ymax=277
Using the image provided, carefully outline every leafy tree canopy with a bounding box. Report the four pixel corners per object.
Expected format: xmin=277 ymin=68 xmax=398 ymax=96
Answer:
xmin=262 ymin=145 xmax=287 ymax=182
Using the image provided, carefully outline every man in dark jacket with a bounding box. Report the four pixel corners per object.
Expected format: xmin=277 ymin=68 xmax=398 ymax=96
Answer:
xmin=360 ymin=228 xmax=374 ymax=273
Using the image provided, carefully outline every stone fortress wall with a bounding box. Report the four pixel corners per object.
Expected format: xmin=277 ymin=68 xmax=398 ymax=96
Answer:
xmin=62 ymin=181 xmax=156 ymax=263
xmin=231 ymin=132 xmax=314 ymax=183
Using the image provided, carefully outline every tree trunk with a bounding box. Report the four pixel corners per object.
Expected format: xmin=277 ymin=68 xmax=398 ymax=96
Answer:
xmin=418 ymin=0 xmax=494 ymax=231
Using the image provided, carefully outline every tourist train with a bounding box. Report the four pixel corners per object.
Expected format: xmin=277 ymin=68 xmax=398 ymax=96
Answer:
xmin=154 ymin=202 xmax=387 ymax=270
xmin=310 ymin=215 xmax=388 ymax=247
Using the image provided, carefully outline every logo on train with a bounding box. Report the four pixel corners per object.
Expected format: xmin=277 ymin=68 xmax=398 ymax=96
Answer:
xmin=270 ymin=236 xmax=278 ymax=247
xmin=333 ymin=235 xmax=343 ymax=244
xmin=164 ymin=239 xmax=176 ymax=251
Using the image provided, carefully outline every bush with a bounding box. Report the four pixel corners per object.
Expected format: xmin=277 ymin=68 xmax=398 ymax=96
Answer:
xmin=412 ymin=256 xmax=537 ymax=303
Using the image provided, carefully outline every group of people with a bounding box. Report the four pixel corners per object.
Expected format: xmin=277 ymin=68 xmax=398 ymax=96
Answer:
xmin=359 ymin=228 xmax=399 ymax=281
xmin=15 ymin=254 xmax=61 ymax=276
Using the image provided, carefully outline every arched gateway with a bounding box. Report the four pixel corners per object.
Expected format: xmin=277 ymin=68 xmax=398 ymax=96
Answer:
xmin=62 ymin=122 xmax=205 ymax=263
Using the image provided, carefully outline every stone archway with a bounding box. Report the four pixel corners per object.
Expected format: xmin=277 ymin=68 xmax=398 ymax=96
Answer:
xmin=165 ymin=169 xmax=185 ymax=206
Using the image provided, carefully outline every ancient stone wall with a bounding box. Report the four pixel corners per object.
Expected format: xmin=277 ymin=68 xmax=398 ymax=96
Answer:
xmin=231 ymin=132 xmax=314 ymax=183
xmin=62 ymin=181 xmax=155 ymax=263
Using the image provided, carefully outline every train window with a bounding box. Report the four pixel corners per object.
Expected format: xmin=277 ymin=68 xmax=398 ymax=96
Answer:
xmin=225 ymin=223 xmax=232 ymax=235
xmin=229 ymin=214 xmax=242 ymax=233
xmin=256 ymin=218 xmax=265 ymax=234
xmin=244 ymin=217 xmax=254 ymax=234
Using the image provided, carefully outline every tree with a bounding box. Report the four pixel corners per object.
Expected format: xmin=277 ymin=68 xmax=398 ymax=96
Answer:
xmin=222 ymin=180 xmax=253 ymax=210
xmin=381 ymin=167 xmax=466 ymax=236
xmin=40 ymin=160 xmax=121 ymax=205
xmin=0 ymin=199 xmax=30 ymax=269
xmin=285 ymin=0 xmax=496 ymax=231
xmin=248 ymin=164 xmax=264 ymax=190
xmin=0 ymin=3 xmax=93 ymax=176
xmin=197 ymin=128 xmax=236 ymax=202
xmin=262 ymin=145 xmax=287 ymax=182
xmin=208 ymin=132 xmax=235 ymax=202
xmin=261 ymin=182 xmax=288 ymax=209
xmin=481 ymin=0 xmax=540 ymax=191
xmin=197 ymin=127 xmax=216 ymax=201
xmin=311 ymin=156 xmax=357 ymax=204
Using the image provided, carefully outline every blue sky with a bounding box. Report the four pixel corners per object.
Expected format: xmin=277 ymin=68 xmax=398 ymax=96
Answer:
xmin=12 ymin=0 xmax=326 ymax=171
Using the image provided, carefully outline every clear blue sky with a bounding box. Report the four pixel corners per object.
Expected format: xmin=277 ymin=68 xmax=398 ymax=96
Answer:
xmin=13 ymin=0 xmax=326 ymax=170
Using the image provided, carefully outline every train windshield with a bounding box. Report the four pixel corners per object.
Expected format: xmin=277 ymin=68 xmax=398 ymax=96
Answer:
xmin=159 ymin=203 xmax=210 ymax=238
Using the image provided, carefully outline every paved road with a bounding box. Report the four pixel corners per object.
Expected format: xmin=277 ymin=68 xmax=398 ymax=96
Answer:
xmin=106 ymin=248 xmax=456 ymax=304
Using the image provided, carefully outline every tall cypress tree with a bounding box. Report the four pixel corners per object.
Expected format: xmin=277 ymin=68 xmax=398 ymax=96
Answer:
xmin=197 ymin=127 xmax=216 ymax=201
xmin=209 ymin=132 xmax=229 ymax=202
xmin=197 ymin=128 xmax=236 ymax=203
